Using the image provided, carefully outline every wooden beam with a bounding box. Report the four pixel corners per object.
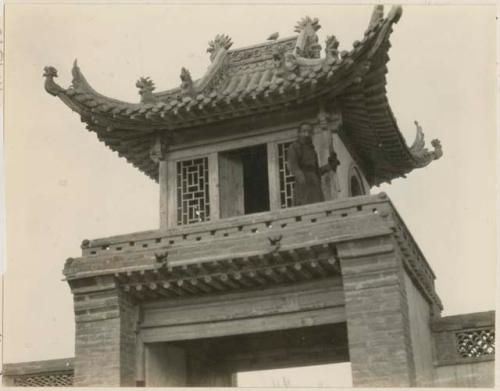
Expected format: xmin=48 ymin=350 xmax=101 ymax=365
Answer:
xmin=177 ymin=280 xmax=198 ymax=295
xmin=293 ymin=263 xmax=313 ymax=280
xmin=162 ymin=281 xmax=185 ymax=297
xmin=230 ymin=271 xmax=254 ymax=288
xmin=148 ymin=281 xmax=172 ymax=298
xmin=245 ymin=270 xmax=267 ymax=285
xmin=189 ymin=278 xmax=212 ymax=293
xmin=218 ymin=273 xmax=239 ymax=289
xmin=203 ymin=276 xmax=226 ymax=291
xmin=263 ymin=268 xmax=284 ymax=284
xmin=278 ymin=265 xmax=297 ymax=282
xmin=307 ymin=260 xmax=329 ymax=277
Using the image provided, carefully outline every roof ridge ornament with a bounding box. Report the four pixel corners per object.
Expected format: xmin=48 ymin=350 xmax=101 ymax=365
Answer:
xmin=367 ymin=4 xmax=384 ymax=31
xmin=272 ymin=46 xmax=298 ymax=78
xmin=207 ymin=34 xmax=233 ymax=62
xmin=410 ymin=121 xmax=443 ymax=166
xmin=136 ymin=76 xmax=156 ymax=103
xmin=180 ymin=67 xmax=195 ymax=96
xmin=43 ymin=66 xmax=65 ymax=96
xmin=294 ymin=16 xmax=322 ymax=59
xmin=325 ymin=35 xmax=340 ymax=63
xmin=71 ymin=59 xmax=83 ymax=88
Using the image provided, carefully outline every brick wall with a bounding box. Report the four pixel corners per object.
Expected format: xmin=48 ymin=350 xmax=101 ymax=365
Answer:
xmin=432 ymin=311 xmax=495 ymax=387
xmin=338 ymin=236 xmax=416 ymax=387
xmin=71 ymin=276 xmax=138 ymax=387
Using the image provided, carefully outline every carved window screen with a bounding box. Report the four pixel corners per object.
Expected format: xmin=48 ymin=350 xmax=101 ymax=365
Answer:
xmin=176 ymin=157 xmax=210 ymax=225
xmin=13 ymin=373 xmax=74 ymax=387
xmin=278 ymin=142 xmax=295 ymax=208
xmin=456 ymin=328 xmax=495 ymax=358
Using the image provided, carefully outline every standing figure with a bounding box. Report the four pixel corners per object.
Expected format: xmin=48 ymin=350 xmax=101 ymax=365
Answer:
xmin=287 ymin=122 xmax=340 ymax=206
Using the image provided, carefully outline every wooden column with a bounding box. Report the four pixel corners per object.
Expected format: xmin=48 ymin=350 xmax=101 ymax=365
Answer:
xmin=208 ymin=152 xmax=220 ymax=222
xmin=166 ymin=160 xmax=177 ymax=227
xmin=159 ymin=160 xmax=168 ymax=229
xmin=151 ymin=137 xmax=170 ymax=229
xmin=267 ymin=142 xmax=281 ymax=211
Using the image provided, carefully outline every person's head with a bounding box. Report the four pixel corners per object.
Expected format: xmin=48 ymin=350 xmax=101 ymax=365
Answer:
xmin=298 ymin=122 xmax=314 ymax=143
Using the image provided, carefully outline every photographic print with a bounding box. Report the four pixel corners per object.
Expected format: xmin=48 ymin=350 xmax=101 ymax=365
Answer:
xmin=1 ymin=2 xmax=496 ymax=388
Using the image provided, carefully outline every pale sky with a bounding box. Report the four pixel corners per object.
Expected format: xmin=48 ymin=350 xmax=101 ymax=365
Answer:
xmin=2 ymin=3 xmax=497 ymax=387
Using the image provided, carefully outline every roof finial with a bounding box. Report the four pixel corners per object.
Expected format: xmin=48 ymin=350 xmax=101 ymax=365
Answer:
xmin=294 ymin=16 xmax=322 ymax=59
xmin=368 ymin=5 xmax=384 ymax=31
xmin=136 ymin=76 xmax=156 ymax=103
xmin=325 ymin=35 xmax=340 ymax=63
xmin=207 ymin=34 xmax=233 ymax=62
xmin=410 ymin=121 xmax=443 ymax=166
xmin=43 ymin=66 xmax=65 ymax=96
xmin=294 ymin=16 xmax=321 ymax=33
xmin=71 ymin=58 xmax=83 ymax=87
xmin=180 ymin=67 xmax=194 ymax=96
xmin=267 ymin=32 xmax=279 ymax=41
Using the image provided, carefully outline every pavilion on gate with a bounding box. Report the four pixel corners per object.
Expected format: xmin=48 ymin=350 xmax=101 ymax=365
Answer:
xmin=3 ymin=5 xmax=495 ymax=388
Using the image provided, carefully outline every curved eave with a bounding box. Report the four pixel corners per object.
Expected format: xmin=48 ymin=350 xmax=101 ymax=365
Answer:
xmin=44 ymin=5 xmax=441 ymax=183
xmin=339 ymin=6 xmax=442 ymax=186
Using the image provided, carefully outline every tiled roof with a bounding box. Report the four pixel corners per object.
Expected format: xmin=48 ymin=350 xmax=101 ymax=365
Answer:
xmin=43 ymin=6 xmax=442 ymax=185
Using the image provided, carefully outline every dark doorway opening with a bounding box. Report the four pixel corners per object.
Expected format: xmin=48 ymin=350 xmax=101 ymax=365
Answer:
xmin=219 ymin=144 xmax=269 ymax=218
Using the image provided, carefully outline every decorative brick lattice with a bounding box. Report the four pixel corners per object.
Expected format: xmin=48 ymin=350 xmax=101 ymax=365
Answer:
xmin=278 ymin=142 xmax=295 ymax=208
xmin=13 ymin=372 xmax=74 ymax=387
xmin=176 ymin=157 xmax=210 ymax=225
xmin=456 ymin=328 xmax=495 ymax=358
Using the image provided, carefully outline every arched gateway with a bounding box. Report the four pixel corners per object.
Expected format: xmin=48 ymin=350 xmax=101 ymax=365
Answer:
xmin=5 ymin=5 xmax=492 ymax=388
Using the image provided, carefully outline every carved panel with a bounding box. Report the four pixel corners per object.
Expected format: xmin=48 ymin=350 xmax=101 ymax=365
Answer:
xmin=176 ymin=157 xmax=211 ymax=225
xmin=456 ymin=328 xmax=495 ymax=358
xmin=278 ymin=142 xmax=295 ymax=208
xmin=227 ymin=38 xmax=296 ymax=66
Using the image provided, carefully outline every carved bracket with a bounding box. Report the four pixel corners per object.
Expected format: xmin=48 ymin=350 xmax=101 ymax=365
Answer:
xmin=149 ymin=136 xmax=169 ymax=163
xmin=268 ymin=235 xmax=283 ymax=253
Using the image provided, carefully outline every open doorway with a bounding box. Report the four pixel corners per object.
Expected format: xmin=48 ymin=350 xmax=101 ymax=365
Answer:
xmin=219 ymin=144 xmax=269 ymax=218
xmin=144 ymin=323 xmax=349 ymax=387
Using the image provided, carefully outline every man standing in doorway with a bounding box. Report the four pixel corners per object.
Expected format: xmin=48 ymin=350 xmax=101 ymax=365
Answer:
xmin=287 ymin=122 xmax=340 ymax=206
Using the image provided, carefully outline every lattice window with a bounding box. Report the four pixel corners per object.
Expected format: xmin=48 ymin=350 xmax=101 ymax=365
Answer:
xmin=456 ymin=328 xmax=495 ymax=358
xmin=13 ymin=372 xmax=73 ymax=387
xmin=176 ymin=157 xmax=210 ymax=225
xmin=278 ymin=142 xmax=295 ymax=208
